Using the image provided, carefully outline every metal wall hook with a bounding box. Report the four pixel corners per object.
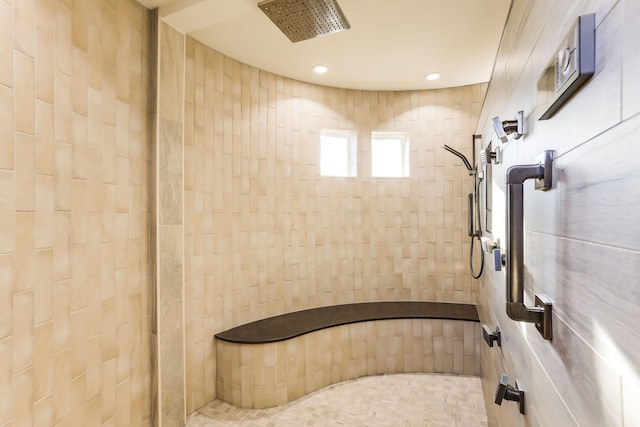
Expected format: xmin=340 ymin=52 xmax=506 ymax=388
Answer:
xmin=494 ymin=374 xmax=525 ymax=415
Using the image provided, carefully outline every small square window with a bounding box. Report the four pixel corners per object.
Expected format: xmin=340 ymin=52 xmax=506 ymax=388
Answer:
xmin=371 ymin=132 xmax=410 ymax=177
xmin=320 ymin=129 xmax=357 ymax=177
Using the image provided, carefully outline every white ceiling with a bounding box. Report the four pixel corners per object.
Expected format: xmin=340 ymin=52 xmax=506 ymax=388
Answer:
xmin=137 ymin=0 xmax=512 ymax=91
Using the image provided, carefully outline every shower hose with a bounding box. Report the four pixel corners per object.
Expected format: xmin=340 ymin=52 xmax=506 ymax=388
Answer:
xmin=470 ymin=175 xmax=484 ymax=279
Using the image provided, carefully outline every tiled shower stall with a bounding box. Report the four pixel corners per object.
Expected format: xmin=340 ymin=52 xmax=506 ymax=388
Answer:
xmin=2 ymin=1 xmax=482 ymax=425
xmin=3 ymin=0 xmax=640 ymax=426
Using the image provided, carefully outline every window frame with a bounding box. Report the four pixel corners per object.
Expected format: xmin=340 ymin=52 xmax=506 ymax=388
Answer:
xmin=319 ymin=129 xmax=358 ymax=178
xmin=370 ymin=131 xmax=410 ymax=178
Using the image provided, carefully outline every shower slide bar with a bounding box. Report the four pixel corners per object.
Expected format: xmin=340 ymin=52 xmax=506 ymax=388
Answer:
xmin=505 ymin=150 xmax=554 ymax=340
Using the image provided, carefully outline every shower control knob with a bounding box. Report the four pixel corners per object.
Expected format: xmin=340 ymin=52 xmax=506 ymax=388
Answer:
xmin=559 ymin=47 xmax=573 ymax=72
xmin=494 ymin=374 xmax=525 ymax=415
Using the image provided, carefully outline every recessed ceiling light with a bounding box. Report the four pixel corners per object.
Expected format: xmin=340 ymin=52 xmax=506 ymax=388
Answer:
xmin=313 ymin=64 xmax=329 ymax=74
xmin=425 ymin=72 xmax=441 ymax=81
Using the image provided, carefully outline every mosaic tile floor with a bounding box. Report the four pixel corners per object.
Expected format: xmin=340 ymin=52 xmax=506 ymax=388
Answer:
xmin=186 ymin=374 xmax=488 ymax=427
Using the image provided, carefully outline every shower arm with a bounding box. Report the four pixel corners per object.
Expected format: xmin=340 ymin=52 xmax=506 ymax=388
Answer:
xmin=443 ymin=144 xmax=473 ymax=173
xmin=505 ymin=150 xmax=553 ymax=340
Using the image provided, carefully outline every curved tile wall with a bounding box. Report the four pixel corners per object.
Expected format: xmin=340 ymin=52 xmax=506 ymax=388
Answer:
xmin=182 ymin=37 xmax=487 ymax=412
xmin=216 ymin=318 xmax=480 ymax=409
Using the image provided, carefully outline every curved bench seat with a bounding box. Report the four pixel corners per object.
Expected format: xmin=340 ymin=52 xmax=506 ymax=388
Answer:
xmin=214 ymin=302 xmax=481 ymax=409
xmin=215 ymin=301 xmax=479 ymax=344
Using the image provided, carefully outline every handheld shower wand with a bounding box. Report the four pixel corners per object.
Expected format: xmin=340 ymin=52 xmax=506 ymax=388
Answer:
xmin=442 ymin=139 xmax=485 ymax=279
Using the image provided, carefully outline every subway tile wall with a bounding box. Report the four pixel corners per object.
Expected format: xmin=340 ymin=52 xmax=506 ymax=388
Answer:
xmin=477 ymin=0 xmax=640 ymax=425
xmin=216 ymin=319 xmax=480 ymax=409
xmin=183 ymin=37 xmax=487 ymax=413
xmin=0 ymin=0 xmax=153 ymax=425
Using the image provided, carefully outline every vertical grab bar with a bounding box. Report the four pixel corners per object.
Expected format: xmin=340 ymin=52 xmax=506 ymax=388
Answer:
xmin=504 ymin=150 xmax=554 ymax=340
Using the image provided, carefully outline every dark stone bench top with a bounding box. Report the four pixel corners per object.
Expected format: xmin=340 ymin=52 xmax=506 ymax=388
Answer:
xmin=215 ymin=301 xmax=479 ymax=344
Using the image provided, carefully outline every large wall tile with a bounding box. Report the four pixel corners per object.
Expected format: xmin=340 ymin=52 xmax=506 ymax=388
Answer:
xmin=559 ymin=114 xmax=640 ymax=250
xmin=530 ymin=233 xmax=640 ymax=380
xmin=528 ymin=314 xmax=623 ymax=426
xmin=0 ymin=84 xmax=14 ymax=171
xmin=478 ymin=0 xmax=640 ymax=425
xmin=622 ymin=0 xmax=640 ymax=119
xmin=623 ymin=378 xmax=640 ymax=427
xmin=1 ymin=0 xmax=153 ymax=425
xmin=154 ymin=20 xmax=186 ymax=427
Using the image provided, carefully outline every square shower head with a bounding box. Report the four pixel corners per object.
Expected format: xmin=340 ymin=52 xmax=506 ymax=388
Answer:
xmin=258 ymin=0 xmax=351 ymax=43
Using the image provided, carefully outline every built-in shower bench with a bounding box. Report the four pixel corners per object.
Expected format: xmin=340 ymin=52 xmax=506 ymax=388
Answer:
xmin=214 ymin=301 xmax=480 ymax=409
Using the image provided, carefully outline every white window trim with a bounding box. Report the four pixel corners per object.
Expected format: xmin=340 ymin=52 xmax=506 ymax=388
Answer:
xmin=371 ymin=131 xmax=410 ymax=178
xmin=319 ymin=129 xmax=358 ymax=177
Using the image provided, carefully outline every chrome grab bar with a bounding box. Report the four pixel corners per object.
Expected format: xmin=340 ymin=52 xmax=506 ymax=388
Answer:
xmin=505 ymin=150 xmax=554 ymax=340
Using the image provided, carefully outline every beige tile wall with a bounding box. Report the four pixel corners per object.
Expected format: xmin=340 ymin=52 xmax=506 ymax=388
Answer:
xmin=154 ymin=19 xmax=186 ymax=427
xmin=0 ymin=0 xmax=153 ymax=426
xmin=477 ymin=0 xmax=640 ymax=425
xmin=215 ymin=319 xmax=480 ymax=409
xmin=183 ymin=37 xmax=487 ymax=413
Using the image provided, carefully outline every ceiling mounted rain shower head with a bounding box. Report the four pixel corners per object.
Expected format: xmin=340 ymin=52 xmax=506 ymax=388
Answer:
xmin=258 ymin=0 xmax=351 ymax=43
xmin=492 ymin=111 xmax=524 ymax=143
